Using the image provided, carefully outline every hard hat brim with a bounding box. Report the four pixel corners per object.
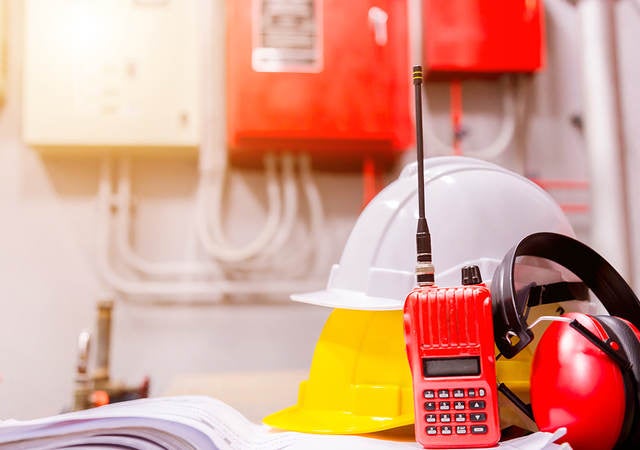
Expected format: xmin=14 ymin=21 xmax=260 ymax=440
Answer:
xmin=263 ymin=404 xmax=413 ymax=434
xmin=291 ymin=288 xmax=403 ymax=311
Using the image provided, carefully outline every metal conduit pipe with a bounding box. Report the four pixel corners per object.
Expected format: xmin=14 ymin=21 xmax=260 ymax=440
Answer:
xmin=576 ymin=0 xmax=631 ymax=279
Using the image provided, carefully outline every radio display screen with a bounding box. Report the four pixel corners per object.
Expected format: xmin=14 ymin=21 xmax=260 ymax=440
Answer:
xmin=422 ymin=357 xmax=480 ymax=377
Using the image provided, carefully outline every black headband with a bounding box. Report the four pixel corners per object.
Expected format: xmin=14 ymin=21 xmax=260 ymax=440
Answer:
xmin=491 ymin=232 xmax=640 ymax=358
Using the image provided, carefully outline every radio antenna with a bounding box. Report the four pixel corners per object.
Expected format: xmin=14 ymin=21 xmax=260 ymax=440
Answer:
xmin=412 ymin=65 xmax=434 ymax=286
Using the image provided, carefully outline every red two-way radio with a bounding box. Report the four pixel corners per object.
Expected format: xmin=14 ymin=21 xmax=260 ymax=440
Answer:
xmin=404 ymin=273 xmax=501 ymax=447
xmin=403 ymin=66 xmax=500 ymax=448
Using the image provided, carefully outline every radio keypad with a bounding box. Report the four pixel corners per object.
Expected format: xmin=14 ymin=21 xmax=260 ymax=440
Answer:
xmin=421 ymin=386 xmax=489 ymax=436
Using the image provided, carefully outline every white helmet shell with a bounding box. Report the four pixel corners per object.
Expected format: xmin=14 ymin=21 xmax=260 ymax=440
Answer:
xmin=293 ymin=156 xmax=575 ymax=311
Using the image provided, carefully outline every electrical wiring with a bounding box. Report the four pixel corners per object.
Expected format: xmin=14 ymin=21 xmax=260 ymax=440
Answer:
xmin=221 ymin=153 xmax=326 ymax=279
xmin=206 ymin=154 xmax=298 ymax=274
xmin=298 ymin=153 xmax=328 ymax=276
xmin=423 ymin=76 xmax=517 ymax=160
xmin=97 ymin=159 xmax=324 ymax=302
xmin=259 ymin=153 xmax=299 ymax=258
xmin=229 ymin=153 xmax=299 ymax=265
xmin=97 ymin=159 xmax=224 ymax=301
xmin=195 ymin=154 xmax=285 ymax=263
xmin=113 ymin=154 xmax=324 ymax=288
xmin=114 ymin=158 xmax=220 ymax=278
xmin=223 ymin=153 xmax=303 ymax=274
xmin=254 ymin=153 xmax=327 ymax=277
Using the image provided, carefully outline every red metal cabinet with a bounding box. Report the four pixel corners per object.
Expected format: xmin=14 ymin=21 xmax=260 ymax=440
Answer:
xmin=423 ymin=0 xmax=545 ymax=77
xmin=226 ymin=0 xmax=412 ymax=170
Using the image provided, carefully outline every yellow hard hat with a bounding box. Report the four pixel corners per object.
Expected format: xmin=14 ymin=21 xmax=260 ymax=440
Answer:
xmin=264 ymin=308 xmax=535 ymax=434
xmin=264 ymin=309 xmax=413 ymax=434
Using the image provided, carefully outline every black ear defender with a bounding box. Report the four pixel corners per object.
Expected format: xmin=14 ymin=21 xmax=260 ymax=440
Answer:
xmin=491 ymin=231 xmax=640 ymax=450
xmin=491 ymin=232 xmax=640 ymax=358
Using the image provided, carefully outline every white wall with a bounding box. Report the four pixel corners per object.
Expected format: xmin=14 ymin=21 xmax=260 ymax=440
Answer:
xmin=0 ymin=0 xmax=638 ymax=420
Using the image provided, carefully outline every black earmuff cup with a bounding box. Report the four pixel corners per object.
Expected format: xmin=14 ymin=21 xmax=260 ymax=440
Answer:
xmin=596 ymin=316 xmax=640 ymax=449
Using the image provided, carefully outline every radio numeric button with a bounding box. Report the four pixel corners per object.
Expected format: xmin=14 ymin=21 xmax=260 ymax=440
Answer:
xmin=424 ymin=402 xmax=436 ymax=411
xmin=437 ymin=389 xmax=450 ymax=398
xmin=426 ymin=426 xmax=437 ymax=435
xmin=424 ymin=390 xmax=435 ymax=399
xmin=456 ymin=426 xmax=467 ymax=435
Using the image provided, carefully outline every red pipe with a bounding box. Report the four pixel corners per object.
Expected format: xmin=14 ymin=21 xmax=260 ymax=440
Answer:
xmin=560 ymin=203 xmax=590 ymax=213
xmin=529 ymin=178 xmax=589 ymax=213
xmin=529 ymin=178 xmax=589 ymax=190
xmin=450 ymin=80 xmax=463 ymax=156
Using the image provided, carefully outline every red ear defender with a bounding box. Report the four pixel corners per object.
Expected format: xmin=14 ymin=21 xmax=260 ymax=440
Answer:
xmin=530 ymin=313 xmax=629 ymax=450
xmin=491 ymin=233 xmax=640 ymax=450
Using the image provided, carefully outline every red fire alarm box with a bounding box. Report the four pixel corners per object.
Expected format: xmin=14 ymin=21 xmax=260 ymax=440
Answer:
xmin=226 ymin=0 xmax=412 ymax=170
xmin=423 ymin=0 xmax=545 ymax=77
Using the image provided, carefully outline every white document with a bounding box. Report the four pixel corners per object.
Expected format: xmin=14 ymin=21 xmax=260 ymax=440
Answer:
xmin=0 ymin=396 xmax=571 ymax=450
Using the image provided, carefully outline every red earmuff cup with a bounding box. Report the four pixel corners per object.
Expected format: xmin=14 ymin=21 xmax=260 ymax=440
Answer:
xmin=530 ymin=313 xmax=626 ymax=450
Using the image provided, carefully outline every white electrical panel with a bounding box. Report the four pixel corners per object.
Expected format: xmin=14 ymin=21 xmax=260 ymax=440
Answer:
xmin=23 ymin=0 xmax=200 ymax=150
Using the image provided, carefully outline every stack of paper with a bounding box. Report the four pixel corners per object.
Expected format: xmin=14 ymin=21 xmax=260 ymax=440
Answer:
xmin=0 ymin=396 xmax=571 ymax=450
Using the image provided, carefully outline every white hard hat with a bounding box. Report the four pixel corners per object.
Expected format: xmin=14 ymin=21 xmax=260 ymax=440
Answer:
xmin=293 ymin=156 xmax=575 ymax=311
